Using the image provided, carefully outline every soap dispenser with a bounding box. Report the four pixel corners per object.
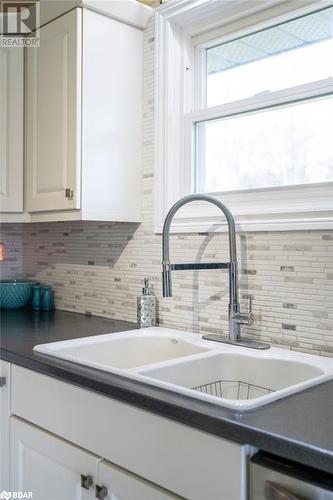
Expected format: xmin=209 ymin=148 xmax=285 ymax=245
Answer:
xmin=137 ymin=278 xmax=157 ymax=328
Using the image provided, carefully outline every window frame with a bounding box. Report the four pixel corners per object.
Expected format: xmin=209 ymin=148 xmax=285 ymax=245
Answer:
xmin=154 ymin=0 xmax=333 ymax=233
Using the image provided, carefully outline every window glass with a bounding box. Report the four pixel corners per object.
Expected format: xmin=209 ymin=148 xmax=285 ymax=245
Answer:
xmin=196 ymin=96 xmax=333 ymax=193
xmin=206 ymin=7 xmax=333 ymax=106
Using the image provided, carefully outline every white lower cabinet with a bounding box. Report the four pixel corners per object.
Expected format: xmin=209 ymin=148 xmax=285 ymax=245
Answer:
xmin=10 ymin=417 xmax=96 ymax=500
xmin=96 ymin=459 xmax=178 ymax=500
xmin=0 ymin=361 xmax=10 ymax=490
xmin=10 ymin=417 xmax=179 ymax=500
xmin=9 ymin=365 xmax=249 ymax=499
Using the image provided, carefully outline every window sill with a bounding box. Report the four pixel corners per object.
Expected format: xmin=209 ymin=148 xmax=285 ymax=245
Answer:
xmin=154 ymin=214 xmax=333 ymax=234
xmin=154 ymin=183 xmax=333 ymax=233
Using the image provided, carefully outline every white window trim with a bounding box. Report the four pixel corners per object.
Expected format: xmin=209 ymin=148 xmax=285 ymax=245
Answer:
xmin=154 ymin=0 xmax=333 ymax=233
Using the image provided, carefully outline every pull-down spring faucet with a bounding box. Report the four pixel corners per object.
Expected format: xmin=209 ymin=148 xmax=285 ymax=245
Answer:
xmin=162 ymin=194 xmax=270 ymax=350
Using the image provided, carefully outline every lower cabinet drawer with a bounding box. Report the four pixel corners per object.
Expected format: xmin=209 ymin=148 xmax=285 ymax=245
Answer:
xmin=10 ymin=416 xmax=179 ymax=500
xmin=11 ymin=365 xmax=248 ymax=500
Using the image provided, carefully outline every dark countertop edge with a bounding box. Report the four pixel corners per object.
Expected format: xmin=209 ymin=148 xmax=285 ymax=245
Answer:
xmin=2 ymin=346 xmax=333 ymax=475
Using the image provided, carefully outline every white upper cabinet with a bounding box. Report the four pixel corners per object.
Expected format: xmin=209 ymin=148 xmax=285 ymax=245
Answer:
xmin=25 ymin=7 xmax=143 ymax=222
xmin=0 ymin=48 xmax=24 ymax=213
xmin=26 ymin=9 xmax=81 ymax=213
xmin=81 ymin=9 xmax=142 ymax=222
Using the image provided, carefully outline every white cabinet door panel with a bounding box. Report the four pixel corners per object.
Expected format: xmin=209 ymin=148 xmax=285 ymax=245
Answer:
xmin=26 ymin=8 xmax=81 ymax=212
xmin=0 ymin=361 xmax=10 ymax=491
xmin=97 ymin=460 xmax=180 ymax=500
xmin=0 ymin=48 xmax=24 ymax=212
xmin=10 ymin=417 xmax=96 ymax=500
xmin=11 ymin=365 xmax=248 ymax=500
xmin=81 ymin=9 xmax=142 ymax=221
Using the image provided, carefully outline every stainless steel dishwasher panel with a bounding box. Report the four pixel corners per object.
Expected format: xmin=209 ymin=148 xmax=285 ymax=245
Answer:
xmin=250 ymin=452 xmax=333 ymax=500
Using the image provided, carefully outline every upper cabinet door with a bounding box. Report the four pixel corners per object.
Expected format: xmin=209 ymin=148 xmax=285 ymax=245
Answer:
xmin=26 ymin=9 xmax=81 ymax=212
xmin=81 ymin=10 xmax=143 ymax=221
xmin=0 ymin=47 xmax=24 ymax=213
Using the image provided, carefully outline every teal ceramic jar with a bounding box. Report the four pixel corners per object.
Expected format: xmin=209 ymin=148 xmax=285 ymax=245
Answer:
xmin=32 ymin=285 xmax=42 ymax=311
xmin=42 ymin=286 xmax=55 ymax=311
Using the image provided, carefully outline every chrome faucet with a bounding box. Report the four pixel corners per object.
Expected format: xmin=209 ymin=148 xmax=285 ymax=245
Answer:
xmin=162 ymin=194 xmax=270 ymax=350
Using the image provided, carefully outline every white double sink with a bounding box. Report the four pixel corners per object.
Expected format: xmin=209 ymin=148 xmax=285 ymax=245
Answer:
xmin=34 ymin=327 xmax=333 ymax=410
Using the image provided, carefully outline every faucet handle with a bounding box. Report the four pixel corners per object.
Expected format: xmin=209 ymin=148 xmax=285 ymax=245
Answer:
xmin=244 ymin=295 xmax=253 ymax=323
xmin=233 ymin=296 xmax=253 ymax=325
xmin=247 ymin=295 xmax=252 ymax=316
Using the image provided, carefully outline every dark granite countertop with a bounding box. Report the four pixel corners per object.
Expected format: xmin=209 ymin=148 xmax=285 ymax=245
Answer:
xmin=1 ymin=309 xmax=332 ymax=475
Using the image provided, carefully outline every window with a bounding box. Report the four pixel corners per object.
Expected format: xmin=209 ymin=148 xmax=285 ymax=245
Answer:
xmin=196 ymin=6 xmax=333 ymax=194
xmin=196 ymin=96 xmax=333 ymax=193
xmin=205 ymin=8 xmax=333 ymax=106
xmin=155 ymin=0 xmax=333 ymax=232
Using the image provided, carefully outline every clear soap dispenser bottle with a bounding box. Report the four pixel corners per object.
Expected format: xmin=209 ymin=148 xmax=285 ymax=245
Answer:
xmin=137 ymin=278 xmax=157 ymax=328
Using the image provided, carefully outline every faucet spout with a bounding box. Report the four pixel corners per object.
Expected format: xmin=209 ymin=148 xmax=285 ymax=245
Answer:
xmin=162 ymin=264 xmax=172 ymax=297
xmin=161 ymin=194 xmax=270 ymax=350
xmin=162 ymin=194 xmax=237 ymax=265
xmin=162 ymin=194 xmax=240 ymax=340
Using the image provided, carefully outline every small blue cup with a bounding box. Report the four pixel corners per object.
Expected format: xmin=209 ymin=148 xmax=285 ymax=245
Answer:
xmin=32 ymin=285 xmax=42 ymax=311
xmin=42 ymin=286 xmax=55 ymax=311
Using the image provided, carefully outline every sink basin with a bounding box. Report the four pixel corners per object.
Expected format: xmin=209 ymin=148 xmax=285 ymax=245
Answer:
xmin=34 ymin=327 xmax=333 ymax=410
xmin=33 ymin=328 xmax=208 ymax=369
xmin=140 ymin=351 xmax=328 ymax=409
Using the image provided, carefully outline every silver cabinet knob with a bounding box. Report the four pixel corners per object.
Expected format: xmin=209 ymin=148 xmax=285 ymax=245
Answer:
xmin=81 ymin=474 xmax=93 ymax=490
xmin=95 ymin=485 xmax=108 ymax=500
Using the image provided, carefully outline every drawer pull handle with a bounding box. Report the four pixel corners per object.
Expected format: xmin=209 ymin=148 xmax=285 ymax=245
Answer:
xmin=95 ymin=485 xmax=108 ymax=500
xmin=81 ymin=474 xmax=93 ymax=490
xmin=0 ymin=377 xmax=6 ymax=388
xmin=65 ymin=188 xmax=74 ymax=200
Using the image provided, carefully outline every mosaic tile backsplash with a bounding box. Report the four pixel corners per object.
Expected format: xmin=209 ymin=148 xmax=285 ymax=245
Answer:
xmin=0 ymin=20 xmax=333 ymax=356
xmin=0 ymin=225 xmax=23 ymax=279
